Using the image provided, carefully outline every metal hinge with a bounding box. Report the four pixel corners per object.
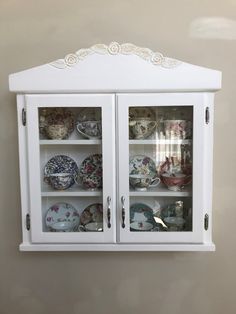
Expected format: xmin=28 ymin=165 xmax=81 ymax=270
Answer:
xmin=205 ymin=107 xmax=210 ymax=124
xmin=204 ymin=214 xmax=209 ymax=230
xmin=22 ymin=108 xmax=26 ymax=126
xmin=26 ymin=213 xmax=30 ymax=230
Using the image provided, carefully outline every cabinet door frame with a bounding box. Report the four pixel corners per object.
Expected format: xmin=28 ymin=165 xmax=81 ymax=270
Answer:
xmin=25 ymin=94 xmax=116 ymax=243
xmin=117 ymin=93 xmax=208 ymax=243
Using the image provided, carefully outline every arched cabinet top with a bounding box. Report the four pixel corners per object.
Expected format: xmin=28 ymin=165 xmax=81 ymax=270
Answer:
xmin=9 ymin=42 xmax=221 ymax=93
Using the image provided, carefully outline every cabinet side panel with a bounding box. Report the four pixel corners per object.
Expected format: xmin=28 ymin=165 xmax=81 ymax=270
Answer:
xmin=203 ymin=93 xmax=215 ymax=244
xmin=17 ymin=95 xmax=31 ymax=246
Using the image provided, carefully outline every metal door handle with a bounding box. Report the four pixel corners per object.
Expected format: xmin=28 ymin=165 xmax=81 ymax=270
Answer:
xmin=107 ymin=196 xmax=111 ymax=228
xmin=121 ymin=196 xmax=125 ymax=228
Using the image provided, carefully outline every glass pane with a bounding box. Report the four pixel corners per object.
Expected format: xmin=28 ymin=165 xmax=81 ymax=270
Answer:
xmin=38 ymin=107 xmax=104 ymax=233
xmin=129 ymin=106 xmax=193 ymax=232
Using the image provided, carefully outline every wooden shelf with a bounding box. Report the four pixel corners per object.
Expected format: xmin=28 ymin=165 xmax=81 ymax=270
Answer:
xmin=40 ymin=139 xmax=102 ymax=145
xmin=129 ymin=139 xmax=192 ymax=145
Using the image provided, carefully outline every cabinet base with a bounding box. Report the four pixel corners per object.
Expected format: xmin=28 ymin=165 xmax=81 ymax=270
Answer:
xmin=19 ymin=242 xmax=215 ymax=252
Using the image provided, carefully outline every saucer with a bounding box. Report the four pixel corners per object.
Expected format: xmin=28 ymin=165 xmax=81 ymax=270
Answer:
xmin=129 ymin=107 xmax=155 ymax=120
xmin=45 ymin=202 xmax=80 ymax=232
xmin=130 ymin=203 xmax=155 ymax=223
xmin=39 ymin=108 xmax=74 ymax=138
xmin=77 ymin=107 xmax=101 ymax=122
xmin=44 ymin=155 xmax=79 ymax=188
xmin=129 ymin=155 xmax=157 ymax=177
xmin=130 ymin=221 xmax=154 ymax=231
xmin=80 ymin=203 xmax=103 ymax=225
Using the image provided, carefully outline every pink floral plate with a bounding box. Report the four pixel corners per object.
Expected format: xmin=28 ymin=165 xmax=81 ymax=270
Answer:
xmin=45 ymin=202 xmax=80 ymax=232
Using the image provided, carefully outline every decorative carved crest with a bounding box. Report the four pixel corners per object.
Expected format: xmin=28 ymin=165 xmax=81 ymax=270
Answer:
xmin=50 ymin=42 xmax=181 ymax=69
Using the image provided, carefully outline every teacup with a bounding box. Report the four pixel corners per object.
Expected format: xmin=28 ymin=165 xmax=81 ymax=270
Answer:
xmin=80 ymin=174 xmax=102 ymax=190
xmin=129 ymin=174 xmax=160 ymax=191
xmin=129 ymin=118 xmax=157 ymax=139
xmin=79 ymin=222 xmax=103 ymax=232
xmin=161 ymin=173 xmax=192 ymax=191
xmin=45 ymin=173 xmax=75 ymax=190
xmin=164 ymin=217 xmax=185 ymax=231
xmin=46 ymin=124 xmax=69 ymax=140
xmin=164 ymin=120 xmax=192 ymax=139
xmin=76 ymin=120 xmax=102 ymax=139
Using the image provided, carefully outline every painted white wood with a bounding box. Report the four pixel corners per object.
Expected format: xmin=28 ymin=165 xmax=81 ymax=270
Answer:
xmin=129 ymin=139 xmax=191 ymax=145
xmin=40 ymin=139 xmax=101 ymax=145
xmin=25 ymin=94 xmax=116 ymax=243
xmin=129 ymin=185 xmax=192 ymax=197
xmin=117 ymin=93 xmax=207 ymax=244
xmin=17 ymin=95 xmax=31 ymax=245
xmin=19 ymin=242 xmax=215 ymax=251
xmin=41 ymin=189 xmax=102 ymax=197
xmin=9 ymin=42 xmax=221 ymax=93
xmin=11 ymin=44 xmax=220 ymax=251
xmin=202 ymin=94 xmax=214 ymax=244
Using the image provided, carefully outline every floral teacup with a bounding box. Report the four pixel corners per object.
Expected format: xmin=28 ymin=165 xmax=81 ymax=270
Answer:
xmin=129 ymin=174 xmax=160 ymax=191
xmin=46 ymin=124 xmax=69 ymax=140
xmin=76 ymin=120 xmax=102 ymax=139
xmin=164 ymin=120 xmax=192 ymax=139
xmin=45 ymin=173 xmax=75 ymax=190
xmin=80 ymin=174 xmax=102 ymax=190
xmin=129 ymin=118 xmax=157 ymax=139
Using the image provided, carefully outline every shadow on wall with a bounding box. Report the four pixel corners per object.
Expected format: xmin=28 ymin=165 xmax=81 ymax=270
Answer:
xmin=189 ymin=17 xmax=236 ymax=40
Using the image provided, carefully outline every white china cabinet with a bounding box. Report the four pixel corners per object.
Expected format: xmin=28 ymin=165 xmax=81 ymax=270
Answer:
xmin=9 ymin=42 xmax=221 ymax=251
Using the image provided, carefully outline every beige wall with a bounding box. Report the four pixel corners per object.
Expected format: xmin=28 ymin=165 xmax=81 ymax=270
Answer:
xmin=0 ymin=0 xmax=235 ymax=313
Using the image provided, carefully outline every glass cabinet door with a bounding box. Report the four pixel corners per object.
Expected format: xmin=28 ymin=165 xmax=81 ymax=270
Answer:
xmin=117 ymin=94 xmax=206 ymax=243
xmin=26 ymin=94 xmax=116 ymax=243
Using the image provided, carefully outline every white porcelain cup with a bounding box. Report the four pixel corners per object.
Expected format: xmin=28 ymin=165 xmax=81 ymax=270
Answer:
xmin=76 ymin=120 xmax=102 ymax=139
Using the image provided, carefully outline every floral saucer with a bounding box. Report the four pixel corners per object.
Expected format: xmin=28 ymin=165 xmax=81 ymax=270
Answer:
xmin=79 ymin=154 xmax=102 ymax=189
xmin=129 ymin=107 xmax=155 ymax=120
xmin=77 ymin=108 xmax=101 ymax=122
xmin=130 ymin=221 xmax=154 ymax=231
xmin=39 ymin=108 xmax=74 ymax=139
xmin=45 ymin=202 xmax=80 ymax=232
xmin=80 ymin=203 xmax=103 ymax=225
xmin=44 ymin=155 xmax=79 ymax=188
xmin=130 ymin=203 xmax=155 ymax=224
xmin=129 ymin=155 xmax=157 ymax=178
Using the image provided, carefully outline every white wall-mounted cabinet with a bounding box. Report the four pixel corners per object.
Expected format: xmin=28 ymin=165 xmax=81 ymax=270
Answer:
xmin=9 ymin=42 xmax=221 ymax=251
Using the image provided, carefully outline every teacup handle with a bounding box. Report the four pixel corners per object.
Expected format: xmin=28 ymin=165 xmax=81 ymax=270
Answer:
xmin=76 ymin=122 xmax=88 ymax=138
xmin=43 ymin=175 xmax=50 ymax=184
xmin=78 ymin=225 xmax=86 ymax=232
xmin=150 ymin=177 xmax=161 ymax=187
xmin=73 ymin=174 xmax=80 ymax=185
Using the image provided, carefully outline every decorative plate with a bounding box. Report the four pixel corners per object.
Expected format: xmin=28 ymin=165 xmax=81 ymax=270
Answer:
xmin=130 ymin=203 xmax=155 ymax=223
xmin=39 ymin=108 xmax=74 ymax=138
xmin=129 ymin=155 xmax=157 ymax=177
xmin=77 ymin=108 xmax=101 ymax=122
xmin=129 ymin=107 xmax=155 ymax=120
xmin=130 ymin=221 xmax=154 ymax=231
xmin=79 ymin=154 xmax=102 ymax=189
xmin=45 ymin=202 xmax=80 ymax=231
xmin=80 ymin=203 xmax=103 ymax=225
xmin=44 ymin=155 xmax=79 ymax=187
